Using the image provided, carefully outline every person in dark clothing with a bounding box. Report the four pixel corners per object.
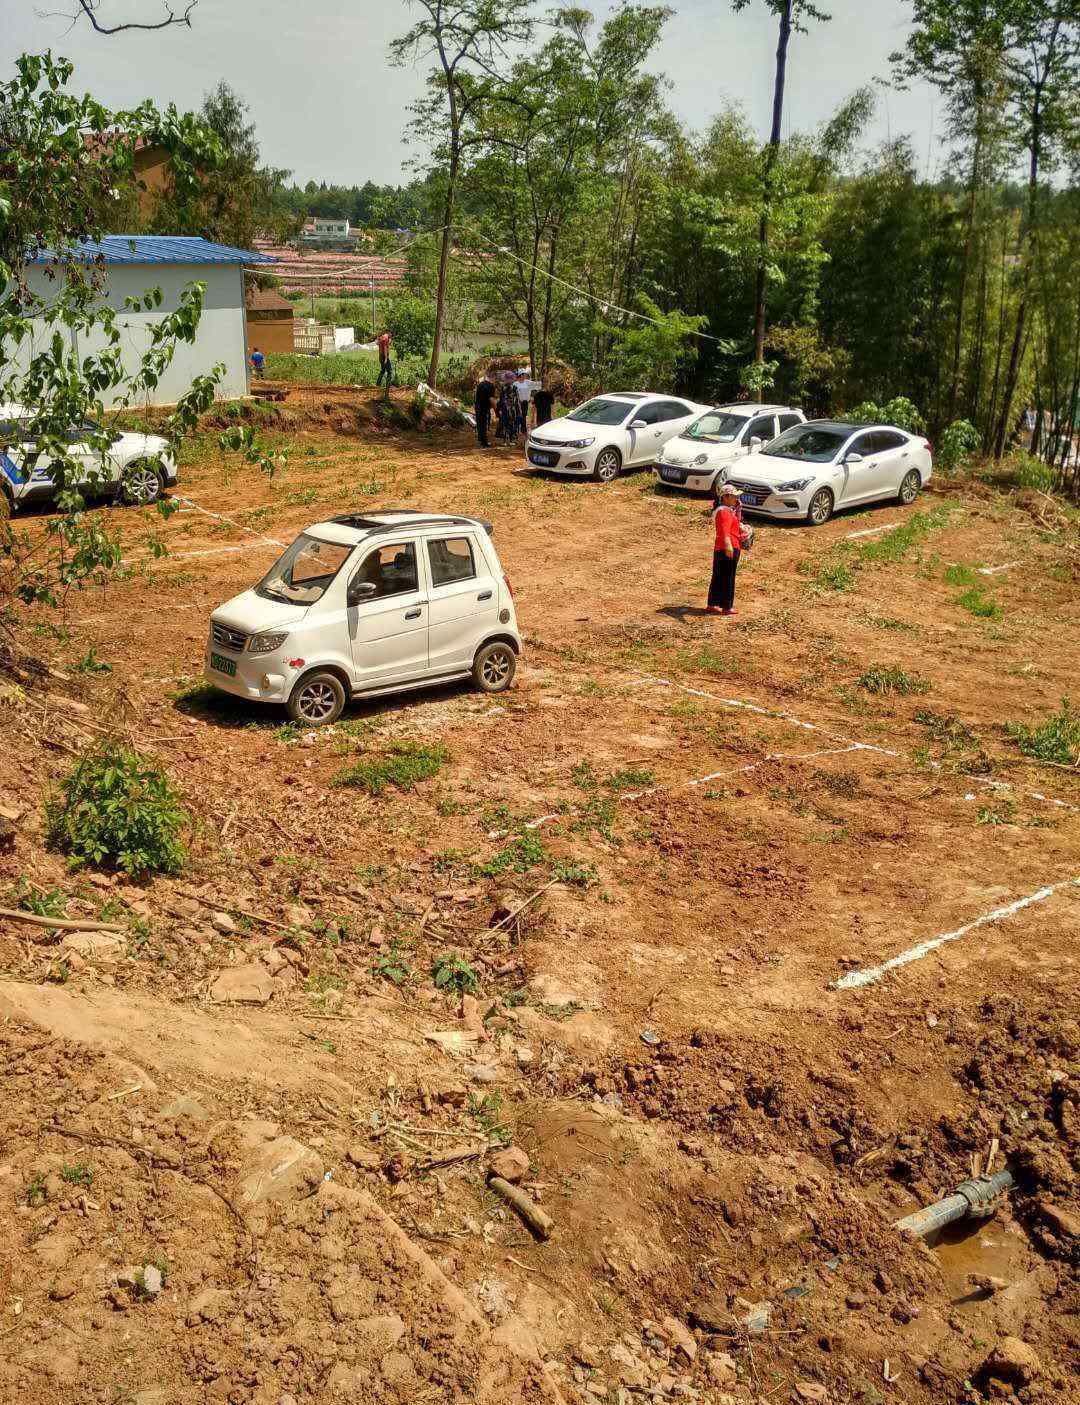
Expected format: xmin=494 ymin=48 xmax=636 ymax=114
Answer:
xmin=250 ymin=347 xmax=265 ymax=378
xmin=474 ymin=374 xmax=495 ymax=448
xmin=707 ymin=481 xmax=742 ymax=615
xmin=532 ymin=384 xmax=555 ymax=427
xmin=376 ymin=329 xmax=394 ymax=388
xmin=496 ymin=382 xmax=517 ymax=444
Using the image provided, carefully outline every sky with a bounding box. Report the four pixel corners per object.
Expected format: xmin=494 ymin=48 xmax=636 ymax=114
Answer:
xmin=2 ymin=0 xmax=945 ymax=188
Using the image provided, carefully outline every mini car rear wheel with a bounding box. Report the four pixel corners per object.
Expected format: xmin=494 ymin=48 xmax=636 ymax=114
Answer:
xmin=287 ymin=671 xmax=346 ymax=726
xmin=806 ymin=487 xmax=834 ymax=526
xmin=594 ymin=448 xmax=622 ymax=483
xmin=121 ymin=459 xmax=164 ymax=506
xmin=473 ymin=641 xmax=517 ymax=693
xmin=898 ymin=469 xmax=921 ymax=505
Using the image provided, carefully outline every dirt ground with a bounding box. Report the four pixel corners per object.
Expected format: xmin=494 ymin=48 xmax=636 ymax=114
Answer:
xmin=1 ymin=384 xmax=1078 ymax=1405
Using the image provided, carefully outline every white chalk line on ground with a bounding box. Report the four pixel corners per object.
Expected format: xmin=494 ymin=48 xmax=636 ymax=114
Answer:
xmin=833 ymin=876 xmax=1080 ymax=990
xmin=524 ymin=743 xmax=863 ymax=831
xmin=964 ymin=774 xmax=1080 ymax=815
xmin=977 ymin=562 xmax=1019 ymax=576
xmin=121 ymin=539 xmax=280 ymax=566
xmin=845 ymin=521 xmax=901 ymax=539
xmin=175 ymin=494 xmax=286 ymax=549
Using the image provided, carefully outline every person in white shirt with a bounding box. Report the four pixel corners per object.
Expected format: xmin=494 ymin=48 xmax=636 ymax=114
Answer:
xmin=514 ymin=371 xmax=534 ymax=440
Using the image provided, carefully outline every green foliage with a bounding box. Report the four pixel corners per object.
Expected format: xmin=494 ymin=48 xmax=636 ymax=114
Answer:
xmin=432 ymin=952 xmax=479 ymax=994
xmin=1006 ymin=699 xmax=1080 ymax=767
xmin=372 ymin=941 xmax=414 ymax=987
xmin=955 ymin=586 xmax=1002 ymax=619
xmin=60 ymin=1162 xmax=94 ymax=1187
xmin=842 ymin=397 xmax=926 ymax=434
xmin=603 ymin=296 xmax=708 ymax=389
xmin=45 ymin=742 xmax=188 ymax=877
xmin=73 ymin=646 xmax=112 ymax=675
xmin=1008 ymin=452 xmax=1057 ymax=493
xmin=857 ymin=665 xmax=931 ymax=696
xmin=332 ymin=742 xmax=447 ymax=795
xmin=9 ymin=879 xmax=68 ymax=917
xmin=480 ymin=829 xmax=547 ymax=877
xmin=385 ymin=295 xmax=438 ymax=357
xmin=938 ymin=419 xmax=979 ymax=473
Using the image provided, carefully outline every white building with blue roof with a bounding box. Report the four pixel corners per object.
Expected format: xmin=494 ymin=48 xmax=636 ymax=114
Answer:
xmin=19 ymin=235 xmax=275 ymax=407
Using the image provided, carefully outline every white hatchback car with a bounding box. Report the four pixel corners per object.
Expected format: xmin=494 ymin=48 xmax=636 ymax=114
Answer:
xmin=525 ymin=392 xmax=708 ymax=483
xmin=0 ymin=404 xmax=177 ymax=514
xmin=653 ymin=403 xmax=805 ymax=494
xmin=726 ymin=419 xmax=934 ymax=525
xmin=205 ymin=511 xmax=521 ymax=726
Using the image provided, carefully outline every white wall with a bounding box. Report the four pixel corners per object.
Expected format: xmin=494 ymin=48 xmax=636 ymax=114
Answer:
xmin=16 ymin=262 xmax=250 ymax=408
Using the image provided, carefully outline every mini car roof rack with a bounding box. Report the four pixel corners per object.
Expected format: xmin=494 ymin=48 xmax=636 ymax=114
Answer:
xmin=329 ymin=511 xmax=495 ymax=537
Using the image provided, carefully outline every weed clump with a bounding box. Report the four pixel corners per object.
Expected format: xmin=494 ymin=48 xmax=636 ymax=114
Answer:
xmin=432 ymin=952 xmax=479 ymax=994
xmin=1006 ymin=699 xmax=1080 ymax=767
xmin=45 ymin=742 xmax=188 ymax=877
xmin=332 ymin=742 xmax=448 ymax=794
xmin=857 ymin=665 xmax=931 ymax=696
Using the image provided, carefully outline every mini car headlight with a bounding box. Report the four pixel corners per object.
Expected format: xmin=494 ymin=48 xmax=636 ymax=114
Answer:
xmin=777 ymin=478 xmax=812 ymax=492
xmin=565 ymin=437 xmax=595 ymax=449
xmin=249 ymin=631 xmax=289 ymax=654
xmin=693 ymin=454 xmax=710 ymax=467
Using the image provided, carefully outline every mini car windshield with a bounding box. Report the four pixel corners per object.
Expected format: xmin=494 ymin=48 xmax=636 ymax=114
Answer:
xmin=257 ymin=533 xmax=353 ymax=605
xmin=684 ymin=412 xmax=747 ymax=442
xmin=566 ymin=398 xmax=635 ymax=426
xmin=763 ymin=426 xmax=849 ymax=462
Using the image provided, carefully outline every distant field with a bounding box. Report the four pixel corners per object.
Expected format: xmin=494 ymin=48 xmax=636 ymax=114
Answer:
xmin=266 ymin=350 xmax=472 ymax=388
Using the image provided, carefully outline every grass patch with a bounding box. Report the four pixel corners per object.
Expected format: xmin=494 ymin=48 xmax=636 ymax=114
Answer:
xmin=944 ymin=562 xmax=979 ymax=587
xmin=955 ymin=587 xmax=1002 ymax=620
xmin=372 ymin=941 xmax=414 ymax=986
xmin=679 ymin=644 xmax=743 ymax=675
xmin=857 ymin=665 xmax=931 ymax=696
xmin=60 ymin=1162 xmax=94 ymax=1188
xmin=916 ymin=709 xmax=976 ymax=749
xmin=1006 ymin=699 xmax=1080 ymax=767
xmin=480 ymin=829 xmax=548 ymax=877
xmin=332 ymin=742 xmax=448 ymax=794
xmin=857 ymin=506 xmax=951 ymax=564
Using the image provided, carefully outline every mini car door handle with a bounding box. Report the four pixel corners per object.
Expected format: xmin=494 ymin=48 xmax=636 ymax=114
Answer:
xmin=404 ymin=607 xmax=423 ymax=619
xmin=477 ymin=590 xmax=493 ymax=601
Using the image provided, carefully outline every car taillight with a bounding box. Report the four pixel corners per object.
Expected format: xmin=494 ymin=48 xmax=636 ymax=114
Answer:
xmin=503 ymin=572 xmax=514 ymax=598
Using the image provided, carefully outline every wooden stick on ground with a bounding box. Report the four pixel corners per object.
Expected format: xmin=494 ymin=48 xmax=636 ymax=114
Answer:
xmin=0 ymin=907 xmax=127 ymax=934
xmin=483 ymin=879 xmax=559 ymax=939
xmin=488 ymin=1176 xmax=554 ymax=1241
xmin=416 ymin=1144 xmax=487 ymax=1174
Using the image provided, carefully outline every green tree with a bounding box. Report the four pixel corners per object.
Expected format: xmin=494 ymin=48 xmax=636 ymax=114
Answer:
xmin=390 ymin=0 xmax=533 ymax=389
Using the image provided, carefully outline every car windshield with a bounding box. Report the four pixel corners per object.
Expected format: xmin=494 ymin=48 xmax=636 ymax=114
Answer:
xmin=256 ymin=533 xmax=353 ymax=605
xmin=566 ymin=397 xmax=634 ymax=426
xmin=684 ymin=411 xmax=747 ymax=443
xmin=762 ymin=425 xmax=848 ymax=463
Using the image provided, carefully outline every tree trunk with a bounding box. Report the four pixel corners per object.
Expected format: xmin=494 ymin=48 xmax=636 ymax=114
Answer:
xmin=949 ymin=123 xmax=984 ymax=422
xmin=753 ymin=0 xmax=793 ymax=365
xmin=428 ymin=141 xmax=459 ymax=391
xmin=539 ymin=229 xmax=558 ymax=376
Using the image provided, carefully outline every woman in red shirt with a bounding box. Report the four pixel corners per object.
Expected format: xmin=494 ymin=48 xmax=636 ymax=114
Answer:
xmin=707 ymin=481 xmax=742 ymax=616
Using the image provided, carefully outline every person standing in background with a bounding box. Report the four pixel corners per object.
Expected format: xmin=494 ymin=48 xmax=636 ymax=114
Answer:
xmin=376 ymin=329 xmax=394 ymax=388
xmin=532 ymin=382 xmax=555 ymax=427
xmin=474 ymin=373 xmax=495 ymax=449
xmin=707 ymin=481 xmax=743 ymax=616
xmin=250 ymin=347 xmax=265 ymax=379
xmin=514 ymin=371 xmax=532 ymax=440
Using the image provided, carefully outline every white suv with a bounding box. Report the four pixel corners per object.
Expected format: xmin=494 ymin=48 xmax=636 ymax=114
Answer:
xmin=205 ymin=511 xmax=521 ymax=726
xmin=525 ymin=392 xmax=708 ymax=483
xmin=653 ymin=403 xmax=805 ymax=494
xmin=0 ymin=404 xmax=177 ymax=514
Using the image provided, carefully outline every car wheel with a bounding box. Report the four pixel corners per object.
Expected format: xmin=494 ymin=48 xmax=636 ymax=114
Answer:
xmin=593 ymin=448 xmax=622 ymax=483
xmin=473 ymin=641 xmax=517 ymax=693
xmin=898 ymin=469 xmax=921 ymax=505
xmin=806 ymin=487 xmax=834 ymax=526
xmin=120 ymin=459 xmax=164 ymax=506
xmin=287 ymin=671 xmax=346 ymax=726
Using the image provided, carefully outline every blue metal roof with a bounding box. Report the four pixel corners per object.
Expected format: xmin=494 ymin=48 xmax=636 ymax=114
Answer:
xmin=31 ymin=235 xmax=273 ymax=266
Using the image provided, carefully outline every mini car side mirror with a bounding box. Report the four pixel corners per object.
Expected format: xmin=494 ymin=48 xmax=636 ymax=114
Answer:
xmin=347 ymin=580 xmax=377 ymax=606
xmin=750 ymin=437 xmax=763 ymax=449
xmin=844 ymin=451 xmax=864 ymax=464
xmin=630 ymin=419 xmax=647 ymax=430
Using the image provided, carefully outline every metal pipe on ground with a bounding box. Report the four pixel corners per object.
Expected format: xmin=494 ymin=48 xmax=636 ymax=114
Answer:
xmin=894 ymin=1169 xmax=1015 ymax=1240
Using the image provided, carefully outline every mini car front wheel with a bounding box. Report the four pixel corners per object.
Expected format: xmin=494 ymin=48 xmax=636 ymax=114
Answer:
xmin=287 ymin=671 xmax=346 ymax=726
xmin=898 ymin=469 xmax=921 ymax=505
xmin=806 ymin=487 xmax=834 ymax=526
xmin=593 ymin=448 xmax=622 ymax=483
xmin=121 ymin=460 xmax=164 ymax=506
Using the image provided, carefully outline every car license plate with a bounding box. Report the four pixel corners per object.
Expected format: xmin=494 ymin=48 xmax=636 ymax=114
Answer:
xmin=528 ymin=450 xmax=555 ymax=467
xmin=740 ymin=493 xmax=755 ymax=506
xmin=210 ymin=652 xmax=237 ymax=677
xmin=661 ymin=467 xmax=685 ymax=483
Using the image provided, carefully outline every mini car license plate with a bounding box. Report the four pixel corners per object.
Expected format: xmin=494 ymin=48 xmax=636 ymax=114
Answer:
xmin=740 ymin=493 xmax=755 ymax=506
xmin=661 ymin=467 xmax=685 ymax=483
xmin=528 ymin=450 xmax=555 ymax=467
xmin=210 ymin=652 xmax=237 ymax=677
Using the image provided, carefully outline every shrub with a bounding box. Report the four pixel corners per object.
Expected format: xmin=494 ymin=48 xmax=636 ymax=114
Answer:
xmin=842 ymin=397 xmax=926 ymax=434
xmin=432 ymin=952 xmax=479 ymax=994
xmin=857 ymin=665 xmax=931 ymax=696
xmin=1008 ymin=451 xmax=1056 ymax=493
xmin=45 ymin=742 xmax=188 ymax=877
xmin=956 ymin=587 xmax=1002 ymax=619
xmin=332 ymin=742 xmax=447 ymax=794
xmin=938 ymin=419 xmax=979 ymax=473
xmin=385 ymin=295 xmax=438 ymax=357
xmin=1006 ymin=699 xmax=1080 ymax=766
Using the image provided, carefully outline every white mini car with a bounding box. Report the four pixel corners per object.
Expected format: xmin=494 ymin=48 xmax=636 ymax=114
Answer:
xmin=0 ymin=403 xmax=177 ymax=514
xmin=205 ymin=511 xmax=521 ymax=726
xmin=726 ymin=419 xmax=934 ymax=525
xmin=653 ymin=403 xmax=805 ymax=494
xmin=525 ymin=392 xmax=708 ymax=483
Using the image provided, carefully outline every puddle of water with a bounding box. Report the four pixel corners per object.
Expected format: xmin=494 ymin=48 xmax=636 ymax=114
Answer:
xmin=931 ymin=1218 xmax=1028 ymax=1311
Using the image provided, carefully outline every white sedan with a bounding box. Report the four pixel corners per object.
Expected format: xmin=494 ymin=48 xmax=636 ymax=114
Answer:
xmin=725 ymin=419 xmax=933 ymax=525
xmin=525 ymin=392 xmax=708 ymax=483
xmin=0 ymin=403 xmax=177 ymax=515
